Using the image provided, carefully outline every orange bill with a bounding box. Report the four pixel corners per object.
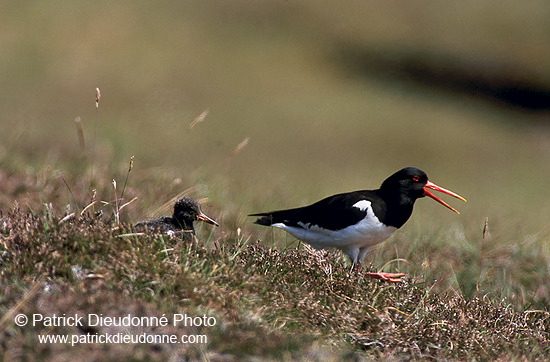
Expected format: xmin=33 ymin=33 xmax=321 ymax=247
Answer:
xmin=197 ymin=212 xmax=219 ymax=226
xmin=423 ymin=181 xmax=467 ymax=214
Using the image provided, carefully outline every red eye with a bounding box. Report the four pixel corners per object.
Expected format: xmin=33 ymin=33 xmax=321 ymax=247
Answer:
xmin=412 ymin=175 xmax=420 ymax=182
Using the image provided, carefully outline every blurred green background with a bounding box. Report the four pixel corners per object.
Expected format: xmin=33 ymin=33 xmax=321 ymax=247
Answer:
xmin=1 ymin=0 xmax=549 ymax=236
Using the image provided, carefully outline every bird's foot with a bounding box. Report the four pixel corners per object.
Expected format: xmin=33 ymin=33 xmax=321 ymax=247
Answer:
xmin=364 ymin=272 xmax=406 ymax=283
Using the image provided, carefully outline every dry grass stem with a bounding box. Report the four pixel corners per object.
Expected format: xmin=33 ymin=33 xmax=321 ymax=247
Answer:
xmin=378 ymin=258 xmax=409 ymax=272
xmin=58 ymin=172 xmax=79 ymax=210
xmin=74 ymin=116 xmax=85 ymax=150
xmin=189 ymin=109 xmax=209 ymax=129
xmin=232 ymin=136 xmax=250 ymax=155
xmin=118 ymin=196 xmax=138 ymax=213
xmin=88 ymin=188 xmax=97 ymax=214
xmin=120 ymin=155 xmax=134 ymax=200
xmin=95 ymin=87 xmax=101 ymax=108
xmin=482 ymin=217 xmax=490 ymax=240
xmin=80 ymin=200 xmax=98 ymax=215
xmin=152 ymin=187 xmax=195 ymax=216
xmin=59 ymin=212 xmax=76 ymax=223
xmin=112 ymin=179 xmax=120 ymax=225
xmin=479 ymin=217 xmax=490 ymax=269
xmin=0 ymin=277 xmax=44 ymax=332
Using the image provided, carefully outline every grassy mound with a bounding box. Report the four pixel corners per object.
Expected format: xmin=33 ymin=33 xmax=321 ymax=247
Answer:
xmin=1 ymin=202 xmax=548 ymax=360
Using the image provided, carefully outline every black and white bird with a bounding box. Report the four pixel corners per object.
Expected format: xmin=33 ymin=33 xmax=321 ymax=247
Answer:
xmin=250 ymin=167 xmax=466 ymax=282
xmin=134 ymin=196 xmax=218 ymax=240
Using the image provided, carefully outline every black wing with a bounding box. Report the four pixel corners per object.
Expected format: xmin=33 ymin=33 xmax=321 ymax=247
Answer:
xmin=250 ymin=190 xmax=385 ymax=231
xmin=134 ymin=216 xmax=178 ymax=233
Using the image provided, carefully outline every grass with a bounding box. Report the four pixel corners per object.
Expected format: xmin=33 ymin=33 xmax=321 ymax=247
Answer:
xmin=0 ymin=164 xmax=549 ymax=360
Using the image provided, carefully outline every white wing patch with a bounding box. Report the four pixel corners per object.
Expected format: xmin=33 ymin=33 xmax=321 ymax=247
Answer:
xmin=352 ymin=199 xmax=371 ymax=211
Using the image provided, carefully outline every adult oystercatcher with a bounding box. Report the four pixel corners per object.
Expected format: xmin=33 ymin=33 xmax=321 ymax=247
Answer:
xmin=250 ymin=167 xmax=466 ymax=282
xmin=134 ymin=196 xmax=218 ymax=240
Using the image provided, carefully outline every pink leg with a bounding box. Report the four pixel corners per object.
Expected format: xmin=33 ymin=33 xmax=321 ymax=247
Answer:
xmin=350 ymin=263 xmax=405 ymax=282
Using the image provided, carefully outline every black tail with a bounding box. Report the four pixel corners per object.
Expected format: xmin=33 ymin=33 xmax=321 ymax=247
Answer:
xmin=248 ymin=212 xmax=275 ymax=226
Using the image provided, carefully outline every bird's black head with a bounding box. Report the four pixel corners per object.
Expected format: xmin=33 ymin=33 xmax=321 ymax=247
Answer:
xmin=380 ymin=167 xmax=466 ymax=213
xmin=380 ymin=167 xmax=428 ymax=202
xmin=173 ymin=196 xmax=219 ymax=230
